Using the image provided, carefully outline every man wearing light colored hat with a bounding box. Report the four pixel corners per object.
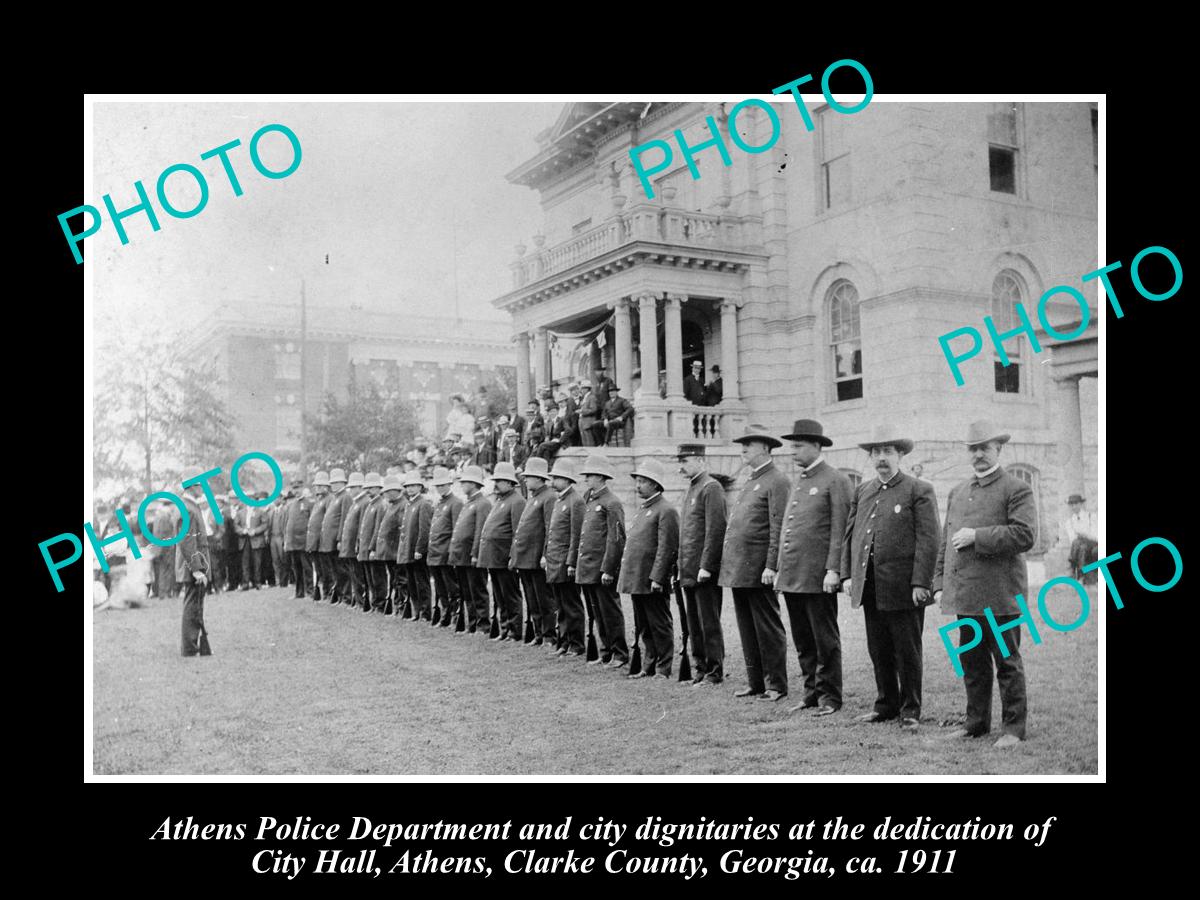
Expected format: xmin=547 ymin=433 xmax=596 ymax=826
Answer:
xmin=677 ymin=444 xmax=728 ymax=685
xmin=544 ymin=458 xmax=585 ymax=655
xmin=236 ymin=486 xmax=269 ymax=591
xmin=720 ymin=424 xmax=792 ymax=701
xmin=178 ymin=468 xmax=215 ymax=657
xmin=479 ymin=461 xmax=526 ymax=640
xmin=400 ymin=471 xmax=435 ymax=621
xmin=304 ymin=471 xmax=331 ymax=601
xmin=511 ymin=456 xmax=555 ymax=645
xmin=576 ymin=454 xmax=628 ymax=666
xmin=935 ymin=420 xmax=1036 ymax=748
xmin=370 ymin=474 xmax=405 ymax=614
xmin=619 ymin=458 xmax=680 ymax=677
xmin=426 ymin=466 xmax=463 ymax=628
xmin=319 ymin=468 xmax=349 ymax=603
xmin=338 ymin=472 xmax=367 ymax=609
xmin=774 ymin=419 xmax=854 ymax=716
xmin=841 ymin=425 xmax=940 ymax=731
xmin=450 ymin=465 xmax=492 ymax=634
xmin=355 ymin=473 xmax=384 ymax=611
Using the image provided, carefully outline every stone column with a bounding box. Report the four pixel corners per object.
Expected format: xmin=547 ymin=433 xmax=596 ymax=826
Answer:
xmin=664 ymin=293 xmax=686 ymax=399
xmin=635 ymin=292 xmax=660 ymax=400
xmin=514 ymin=331 xmax=531 ymax=409
xmin=720 ymin=299 xmax=740 ymax=401
xmin=613 ymin=298 xmax=633 ymax=394
xmin=533 ymin=328 xmax=549 ymax=398
xmin=1056 ymin=375 xmax=1084 ymax=499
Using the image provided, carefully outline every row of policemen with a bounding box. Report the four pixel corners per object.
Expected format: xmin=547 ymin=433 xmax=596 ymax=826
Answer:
xmin=183 ymin=417 xmax=1035 ymax=748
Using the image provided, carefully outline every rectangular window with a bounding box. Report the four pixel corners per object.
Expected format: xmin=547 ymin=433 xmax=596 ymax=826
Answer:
xmin=833 ymin=342 xmax=863 ymax=400
xmin=274 ymin=345 xmax=300 ymax=380
xmin=987 ymin=102 xmax=1020 ymax=195
xmin=989 ymin=146 xmax=1016 ymax=193
xmin=994 ymin=359 xmax=1021 ymax=394
xmin=819 ymin=111 xmax=851 ymax=209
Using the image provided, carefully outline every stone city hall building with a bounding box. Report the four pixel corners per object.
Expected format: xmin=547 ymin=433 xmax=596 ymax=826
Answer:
xmin=189 ymin=301 xmax=514 ymax=459
xmin=492 ymin=101 xmax=1099 ymax=565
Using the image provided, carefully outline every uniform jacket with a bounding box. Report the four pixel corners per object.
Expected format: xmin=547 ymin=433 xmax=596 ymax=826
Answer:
xmin=678 ymin=472 xmax=726 ymax=586
xmin=305 ymin=494 xmax=330 ymax=553
xmin=718 ymin=460 xmax=791 ymax=588
xmin=545 ymin=485 xmax=584 ymax=583
xmin=356 ymin=495 xmax=384 ymax=562
xmin=841 ymin=471 xmax=940 ymax=611
xmin=617 ymin=492 xmax=679 ymax=595
xmin=511 ymin=483 xmax=554 ymax=569
xmin=399 ymin=494 xmax=433 ymax=564
xmin=236 ymin=506 xmax=269 ymax=550
xmin=372 ymin=496 xmax=405 ymax=561
xmin=283 ymin=496 xmax=312 ymax=552
xmin=576 ymin=485 xmax=626 ymax=584
xmin=449 ymin=490 xmax=491 ymax=567
xmin=774 ymin=459 xmax=854 ymax=594
xmin=319 ymin=489 xmax=352 ymax=553
xmin=933 ymin=466 xmax=1036 ymax=616
xmin=427 ymin=491 xmax=463 ymax=566
xmin=174 ymin=493 xmax=212 ymax=583
xmin=339 ymin=493 xmax=367 ymax=559
xmin=478 ymin=489 xmax=525 ymax=568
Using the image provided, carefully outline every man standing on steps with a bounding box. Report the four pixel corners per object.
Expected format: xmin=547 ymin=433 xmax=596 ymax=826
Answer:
xmin=427 ymin=467 xmax=462 ymax=627
xmin=451 ymin=465 xmax=491 ymax=635
xmin=480 ymin=461 xmax=525 ymax=641
xmin=719 ymin=424 xmax=791 ymax=703
xmin=576 ymin=454 xmax=628 ymax=668
xmin=544 ymin=459 xmax=585 ymax=656
xmin=305 ymin=472 xmax=330 ymax=601
xmin=677 ymin=444 xmax=727 ymax=685
xmin=511 ymin=456 xmax=555 ymax=645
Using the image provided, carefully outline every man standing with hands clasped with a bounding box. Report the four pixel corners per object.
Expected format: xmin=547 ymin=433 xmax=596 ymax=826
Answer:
xmin=720 ymin=424 xmax=792 ymax=702
xmin=934 ymin=420 xmax=1036 ymax=749
xmin=773 ymin=419 xmax=853 ymax=716
xmin=841 ymin=425 xmax=940 ymax=731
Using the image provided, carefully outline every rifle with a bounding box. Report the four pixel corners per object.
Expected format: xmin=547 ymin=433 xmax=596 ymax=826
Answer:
xmin=672 ymin=577 xmax=692 ymax=683
xmin=585 ymin=592 xmax=599 ymax=662
xmin=628 ymin=599 xmax=642 ymax=676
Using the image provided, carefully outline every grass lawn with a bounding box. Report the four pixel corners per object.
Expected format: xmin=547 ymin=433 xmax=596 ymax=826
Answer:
xmin=92 ymin=582 xmax=1098 ymax=776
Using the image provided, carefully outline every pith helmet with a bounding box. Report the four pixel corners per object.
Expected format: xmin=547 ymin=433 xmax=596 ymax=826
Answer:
xmin=578 ymin=454 xmax=617 ymax=479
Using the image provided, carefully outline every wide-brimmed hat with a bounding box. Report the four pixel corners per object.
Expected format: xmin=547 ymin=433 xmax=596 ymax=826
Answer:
xmin=858 ymin=425 xmax=914 ymax=455
xmin=631 ymin=458 xmax=670 ymax=489
xmin=313 ymin=470 xmax=331 ymax=487
xmin=1067 ymin=494 xmax=1086 ymax=505
xmin=402 ymin=471 xmax=425 ymax=489
xmin=578 ymin=454 xmax=617 ymax=479
xmin=492 ymin=461 xmax=519 ymax=484
xmin=963 ymin=419 xmax=1011 ymax=447
xmin=548 ymin=459 xmax=578 ymax=483
xmin=458 ymin=465 xmax=486 ymax=487
xmin=382 ymin=474 xmax=402 ymax=492
xmin=690 ymin=360 xmax=703 ymax=369
xmin=521 ymin=457 xmax=551 ymax=480
xmin=329 ymin=468 xmax=348 ymax=484
xmin=431 ymin=466 xmax=455 ymax=486
xmin=676 ymin=443 xmax=706 ymax=459
xmin=731 ymin=424 xmax=782 ymax=450
xmin=363 ymin=472 xmax=382 ymax=489
xmin=347 ymin=472 xmax=364 ymax=488
xmin=781 ymin=418 xmax=833 ymax=447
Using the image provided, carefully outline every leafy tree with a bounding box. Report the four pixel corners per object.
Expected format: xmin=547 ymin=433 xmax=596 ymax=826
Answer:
xmin=306 ymin=384 xmax=419 ymax=475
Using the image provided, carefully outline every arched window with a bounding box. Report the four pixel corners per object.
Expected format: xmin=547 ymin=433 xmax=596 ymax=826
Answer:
xmin=1007 ymin=463 xmax=1042 ymax=549
xmin=991 ymin=270 xmax=1027 ymax=395
xmin=828 ymin=280 xmax=863 ymax=401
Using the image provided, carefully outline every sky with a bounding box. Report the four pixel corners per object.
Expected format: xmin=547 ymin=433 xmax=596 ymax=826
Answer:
xmin=91 ymin=101 xmax=563 ymax=346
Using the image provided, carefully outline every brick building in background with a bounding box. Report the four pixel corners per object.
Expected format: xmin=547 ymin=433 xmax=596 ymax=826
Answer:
xmin=188 ymin=301 xmax=514 ymax=460
xmin=492 ymin=101 xmax=1098 ymax=571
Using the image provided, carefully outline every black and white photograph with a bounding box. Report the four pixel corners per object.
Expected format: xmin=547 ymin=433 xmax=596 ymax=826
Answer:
xmin=85 ymin=95 xmax=1101 ymax=777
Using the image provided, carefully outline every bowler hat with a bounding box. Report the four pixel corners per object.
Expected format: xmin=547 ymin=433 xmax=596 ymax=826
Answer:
xmin=781 ymin=418 xmax=833 ymax=447
xmin=631 ymin=458 xmax=670 ymax=489
xmin=857 ymin=425 xmax=914 ymax=455
xmin=676 ymin=443 xmax=706 ymax=459
xmin=347 ymin=472 xmax=364 ymax=488
xmin=521 ymin=457 xmax=551 ymax=480
xmin=963 ymin=419 xmax=1011 ymax=447
xmin=1067 ymin=494 xmax=1086 ymax=505
xmin=313 ymin=471 xmax=331 ymax=487
xmin=548 ymin=459 xmax=578 ymax=483
xmin=731 ymin=424 xmax=782 ymax=450
xmin=329 ymin=468 xmax=347 ymax=484
xmin=578 ymin=454 xmax=617 ymax=480
xmin=458 ymin=465 xmax=486 ymax=487
xmin=492 ymin=461 xmax=519 ymax=484
xmin=431 ymin=466 xmax=455 ymax=486
xmin=402 ymin=471 xmax=425 ymax=489
xmin=364 ymin=472 xmax=382 ymax=489
xmin=382 ymin=474 xmax=402 ymax=492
